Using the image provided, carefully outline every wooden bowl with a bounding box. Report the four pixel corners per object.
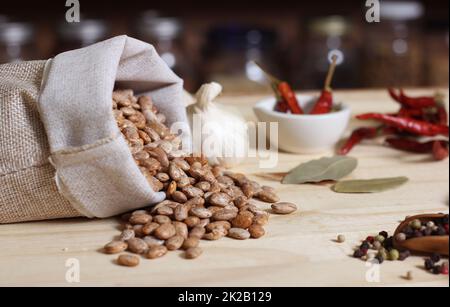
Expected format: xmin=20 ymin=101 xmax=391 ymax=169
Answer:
xmin=393 ymin=213 xmax=449 ymax=256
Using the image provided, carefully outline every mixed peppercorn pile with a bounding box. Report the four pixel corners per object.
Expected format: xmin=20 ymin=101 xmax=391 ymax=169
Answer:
xmin=353 ymin=214 xmax=449 ymax=276
xmin=425 ymin=253 xmax=449 ymax=275
xmin=397 ymin=215 xmax=449 ymax=240
xmin=353 ymin=231 xmax=411 ymax=263
xmin=339 ymin=89 xmax=449 ymax=160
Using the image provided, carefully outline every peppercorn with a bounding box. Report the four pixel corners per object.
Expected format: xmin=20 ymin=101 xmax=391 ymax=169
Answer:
xmin=403 ymin=226 xmax=414 ymax=236
xmin=431 ymin=227 xmax=439 ymax=235
xmin=413 ymin=230 xmax=423 ymax=238
xmin=410 ymin=219 xmax=422 ymax=230
xmin=423 ymin=228 xmax=433 ymax=236
xmin=378 ymin=249 xmax=388 ymax=261
xmin=425 ymin=259 xmax=435 ymax=270
xmin=432 ymin=266 xmax=441 ymax=275
xmin=426 ymin=221 xmax=435 ymax=229
xmin=406 ymin=271 xmax=413 ymax=281
xmin=399 ymin=250 xmax=411 ymax=261
xmin=404 ymin=230 xmax=413 ymax=239
xmin=375 ymin=255 xmax=384 ymax=264
xmin=366 ymin=236 xmax=375 ymax=244
xmin=372 ymin=241 xmax=382 ymax=251
xmin=375 ymin=235 xmax=385 ymax=244
xmin=379 ymin=231 xmax=389 ymax=239
xmin=431 ymin=253 xmax=441 ymax=263
xmin=384 ymin=237 xmax=394 ymax=249
xmin=337 ymin=234 xmax=346 ymax=243
xmin=437 ymin=226 xmax=447 ymax=236
xmin=353 ymin=249 xmax=365 ymax=258
xmin=389 ymin=249 xmax=400 ymax=261
xmin=360 ymin=241 xmax=371 ymax=250
xmin=395 ymin=233 xmax=406 ymax=242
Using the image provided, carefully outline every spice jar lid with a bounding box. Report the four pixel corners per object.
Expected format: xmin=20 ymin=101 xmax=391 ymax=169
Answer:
xmin=0 ymin=22 xmax=34 ymax=45
xmin=58 ymin=19 xmax=109 ymax=45
xmin=380 ymin=1 xmax=424 ymax=21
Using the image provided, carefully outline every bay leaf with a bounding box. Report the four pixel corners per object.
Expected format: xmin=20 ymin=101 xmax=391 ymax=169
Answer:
xmin=332 ymin=177 xmax=409 ymax=194
xmin=282 ymin=156 xmax=358 ymax=184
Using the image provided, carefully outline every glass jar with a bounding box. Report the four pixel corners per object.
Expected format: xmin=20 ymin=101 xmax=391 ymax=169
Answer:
xmin=363 ymin=1 xmax=425 ymax=87
xmin=135 ymin=14 xmax=197 ymax=91
xmin=298 ymin=16 xmax=359 ymax=90
xmin=56 ymin=19 xmax=110 ymax=54
xmin=0 ymin=22 xmax=35 ymax=63
xmin=202 ymin=25 xmax=279 ymax=94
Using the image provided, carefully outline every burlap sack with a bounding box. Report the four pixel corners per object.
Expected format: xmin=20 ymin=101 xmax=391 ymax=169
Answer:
xmin=0 ymin=36 xmax=189 ymax=224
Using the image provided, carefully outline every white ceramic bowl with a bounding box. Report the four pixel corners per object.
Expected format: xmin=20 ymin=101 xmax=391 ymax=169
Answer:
xmin=253 ymin=95 xmax=351 ymax=154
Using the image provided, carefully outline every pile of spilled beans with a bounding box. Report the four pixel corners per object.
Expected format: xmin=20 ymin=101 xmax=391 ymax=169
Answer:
xmin=103 ymin=90 xmax=298 ymax=267
xmin=348 ymin=214 xmax=449 ymax=277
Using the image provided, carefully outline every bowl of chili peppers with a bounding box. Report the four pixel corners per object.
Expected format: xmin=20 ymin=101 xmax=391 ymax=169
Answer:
xmin=253 ymin=56 xmax=351 ymax=154
xmin=254 ymin=95 xmax=351 ymax=154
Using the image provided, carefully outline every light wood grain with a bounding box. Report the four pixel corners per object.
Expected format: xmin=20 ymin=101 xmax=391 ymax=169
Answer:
xmin=0 ymin=89 xmax=448 ymax=287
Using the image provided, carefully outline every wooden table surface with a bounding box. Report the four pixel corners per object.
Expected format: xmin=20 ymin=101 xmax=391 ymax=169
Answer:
xmin=0 ymin=89 xmax=448 ymax=287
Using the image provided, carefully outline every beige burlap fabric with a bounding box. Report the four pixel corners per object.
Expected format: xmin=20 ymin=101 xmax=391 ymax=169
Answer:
xmin=0 ymin=61 xmax=80 ymax=223
xmin=0 ymin=36 xmax=189 ymax=224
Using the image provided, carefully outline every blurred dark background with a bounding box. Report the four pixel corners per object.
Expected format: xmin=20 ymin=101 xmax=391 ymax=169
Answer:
xmin=1 ymin=0 xmax=448 ymax=93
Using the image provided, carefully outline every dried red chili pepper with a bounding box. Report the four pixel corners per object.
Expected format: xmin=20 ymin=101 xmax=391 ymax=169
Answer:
xmin=400 ymin=89 xmax=437 ymax=109
xmin=338 ymin=127 xmax=378 ymax=155
xmin=382 ymin=126 xmax=403 ymax=135
xmin=437 ymin=105 xmax=448 ymax=125
xmin=351 ymin=89 xmax=448 ymax=160
xmin=388 ymin=88 xmax=437 ymax=109
xmin=387 ymin=137 xmax=449 ymax=161
xmin=388 ymin=88 xmax=402 ymax=103
xmin=385 ymin=138 xmax=435 ymax=153
xmin=310 ymin=90 xmax=333 ymax=115
xmin=278 ymin=82 xmax=304 ymax=114
xmin=337 ymin=126 xmax=395 ymax=155
xmin=310 ymin=55 xmax=338 ymax=115
xmin=357 ymin=113 xmax=449 ymax=137
xmin=270 ymin=82 xmax=289 ymax=113
xmin=256 ymin=61 xmax=303 ymax=114
xmin=398 ymin=106 xmax=447 ymax=126
xmin=432 ymin=141 xmax=449 ymax=161
xmin=398 ymin=107 xmax=424 ymax=119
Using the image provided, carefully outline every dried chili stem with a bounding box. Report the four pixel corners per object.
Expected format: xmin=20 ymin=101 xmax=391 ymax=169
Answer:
xmin=253 ymin=61 xmax=282 ymax=86
xmin=324 ymin=55 xmax=338 ymax=92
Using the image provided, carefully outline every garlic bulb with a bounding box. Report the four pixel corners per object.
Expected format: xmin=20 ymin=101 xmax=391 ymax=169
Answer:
xmin=186 ymin=82 xmax=248 ymax=168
